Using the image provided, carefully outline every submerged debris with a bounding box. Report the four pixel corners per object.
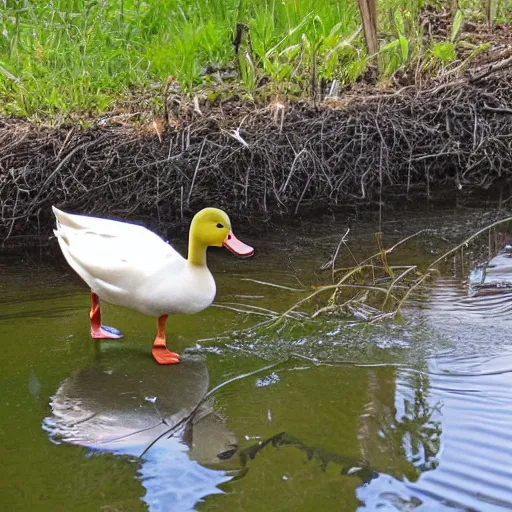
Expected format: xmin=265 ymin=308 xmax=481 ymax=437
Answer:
xmin=268 ymin=216 xmax=512 ymax=324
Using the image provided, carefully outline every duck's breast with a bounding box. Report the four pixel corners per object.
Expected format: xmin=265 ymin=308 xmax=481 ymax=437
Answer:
xmin=134 ymin=263 xmax=216 ymax=317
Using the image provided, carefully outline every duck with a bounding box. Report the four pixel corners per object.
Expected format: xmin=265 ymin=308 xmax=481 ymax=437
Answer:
xmin=52 ymin=206 xmax=254 ymax=364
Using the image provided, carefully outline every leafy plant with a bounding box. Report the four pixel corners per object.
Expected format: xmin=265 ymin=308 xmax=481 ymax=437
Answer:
xmin=380 ymin=10 xmax=411 ymax=76
xmin=425 ymin=10 xmax=464 ymax=68
xmin=451 ymin=10 xmax=464 ymax=42
xmin=0 ymin=0 xmax=499 ymax=120
xmin=430 ymin=41 xmax=456 ymax=63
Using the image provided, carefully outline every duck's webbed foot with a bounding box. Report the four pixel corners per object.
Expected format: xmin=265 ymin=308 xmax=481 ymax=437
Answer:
xmin=152 ymin=315 xmax=181 ymax=365
xmin=90 ymin=292 xmax=123 ymax=339
xmin=91 ymin=325 xmax=123 ymax=339
xmin=152 ymin=346 xmax=181 ymax=364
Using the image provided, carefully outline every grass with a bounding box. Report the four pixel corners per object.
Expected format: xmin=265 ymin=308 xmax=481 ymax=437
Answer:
xmin=0 ymin=0 xmax=510 ymax=121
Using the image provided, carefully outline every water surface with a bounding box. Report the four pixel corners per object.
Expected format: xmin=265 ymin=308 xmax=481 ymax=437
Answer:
xmin=2 ymin=207 xmax=512 ymax=511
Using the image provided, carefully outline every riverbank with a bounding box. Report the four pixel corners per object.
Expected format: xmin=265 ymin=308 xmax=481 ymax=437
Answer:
xmin=1 ymin=68 xmax=512 ymax=245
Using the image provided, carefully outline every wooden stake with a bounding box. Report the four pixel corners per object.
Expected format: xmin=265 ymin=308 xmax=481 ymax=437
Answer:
xmin=357 ymin=0 xmax=379 ymax=66
xmin=485 ymin=0 xmax=493 ymax=28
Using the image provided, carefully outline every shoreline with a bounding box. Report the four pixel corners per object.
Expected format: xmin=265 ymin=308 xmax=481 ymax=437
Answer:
xmin=1 ymin=72 xmax=511 ymax=245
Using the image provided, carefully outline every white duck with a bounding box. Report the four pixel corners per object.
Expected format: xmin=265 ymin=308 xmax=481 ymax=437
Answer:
xmin=52 ymin=206 xmax=254 ymax=364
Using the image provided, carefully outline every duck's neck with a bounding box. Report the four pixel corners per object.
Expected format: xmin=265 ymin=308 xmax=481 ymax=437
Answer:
xmin=188 ymin=237 xmax=208 ymax=267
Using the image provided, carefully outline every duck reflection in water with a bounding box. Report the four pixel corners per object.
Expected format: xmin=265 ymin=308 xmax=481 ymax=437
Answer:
xmin=43 ymin=354 xmax=238 ymax=511
xmin=43 ymin=350 xmax=388 ymax=511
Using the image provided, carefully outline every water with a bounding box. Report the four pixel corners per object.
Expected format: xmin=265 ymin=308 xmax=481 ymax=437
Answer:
xmin=2 ymin=206 xmax=512 ymax=511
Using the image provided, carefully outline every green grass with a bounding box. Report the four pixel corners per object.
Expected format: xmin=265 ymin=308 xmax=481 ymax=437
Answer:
xmin=0 ymin=0 xmax=510 ymax=121
xmin=0 ymin=0 xmax=358 ymax=119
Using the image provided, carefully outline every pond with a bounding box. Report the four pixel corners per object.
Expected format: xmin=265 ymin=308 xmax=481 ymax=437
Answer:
xmin=2 ymin=205 xmax=512 ymax=511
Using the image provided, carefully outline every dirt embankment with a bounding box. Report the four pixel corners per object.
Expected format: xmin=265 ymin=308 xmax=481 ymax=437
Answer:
xmin=1 ymin=66 xmax=512 ymax=244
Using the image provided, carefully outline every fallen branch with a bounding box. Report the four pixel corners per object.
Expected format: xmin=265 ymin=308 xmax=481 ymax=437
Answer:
xmin=274 ymin=217 xmax=512 ymax=323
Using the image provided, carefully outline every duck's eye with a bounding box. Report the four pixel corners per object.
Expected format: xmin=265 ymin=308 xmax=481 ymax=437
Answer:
xmin=216 ymin=223 xmax=224 ymax=229
xmin=217 ymin=446 xmax=237 ymax=460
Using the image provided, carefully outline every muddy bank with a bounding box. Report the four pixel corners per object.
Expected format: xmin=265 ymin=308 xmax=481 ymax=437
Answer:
xmin=1 ymin=72 xmax=511 ymax=244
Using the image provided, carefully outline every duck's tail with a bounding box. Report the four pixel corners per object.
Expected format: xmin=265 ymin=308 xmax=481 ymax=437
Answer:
xmin=52 ymin=206 xmax=79 ymax=246
xmin=52 ymin=205 xmax=86 ymax=229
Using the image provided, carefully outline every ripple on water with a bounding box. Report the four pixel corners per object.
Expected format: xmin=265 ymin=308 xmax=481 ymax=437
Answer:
xmin=359 ymin=275 xmax=512 ymax=511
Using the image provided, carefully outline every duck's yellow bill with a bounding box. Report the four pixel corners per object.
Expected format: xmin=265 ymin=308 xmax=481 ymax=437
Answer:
xmin=223 ymin=231 xmax=254 ymax=257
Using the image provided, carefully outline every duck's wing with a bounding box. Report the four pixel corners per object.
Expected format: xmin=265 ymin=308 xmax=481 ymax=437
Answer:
xmin=53 ymin=207 xmax=184 ymax=288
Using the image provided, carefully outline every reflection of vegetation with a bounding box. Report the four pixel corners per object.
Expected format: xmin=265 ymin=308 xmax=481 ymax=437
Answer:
xmin=233 ymin=377 xmax=441 ymax=485
xmin=401 ymin=391 xmax=441 ymax=471
xmin=358 ymin=368 xmax=441 ymax=481
xmin=234 ymin=431 xmax=378 ymax=484
xmin=393 ymin=372 xmax=441 ymax=473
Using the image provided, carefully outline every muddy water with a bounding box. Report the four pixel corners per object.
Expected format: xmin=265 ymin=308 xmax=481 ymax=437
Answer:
xmin=2 ymin=206 xmax=512 ymax=511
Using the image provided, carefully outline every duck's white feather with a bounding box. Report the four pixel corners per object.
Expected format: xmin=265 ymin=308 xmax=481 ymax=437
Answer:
xmin=53 ymin=207 xmax=216 ymax=317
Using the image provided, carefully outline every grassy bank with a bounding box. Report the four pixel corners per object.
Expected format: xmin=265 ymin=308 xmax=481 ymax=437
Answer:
xmin=1 ymin=0 xmax=510 ymax=121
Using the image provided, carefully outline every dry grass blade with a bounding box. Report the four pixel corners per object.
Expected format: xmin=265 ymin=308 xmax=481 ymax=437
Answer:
xmin=240 ymin=278 xmax=305 ymax=292
xmin=375 ymin=232 xmax=394 ymax=278
xmin=212 ymin=301 xmax=305 ymax=320
xmin=381 ymin=265 xmax=418 ymax=310
xmin=320 ymin=227 xmax=350 ymax=283
xmin=274 ymin=217 xmax=512 ymax=325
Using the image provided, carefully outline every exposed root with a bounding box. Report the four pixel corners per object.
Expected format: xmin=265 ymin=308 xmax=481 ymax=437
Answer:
xmin=1 ymin=72 xmax=512 ymax=243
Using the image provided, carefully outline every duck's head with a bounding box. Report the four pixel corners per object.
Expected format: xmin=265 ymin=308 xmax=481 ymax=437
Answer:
xmin=190 ymin=208 xmax=254 ymax=259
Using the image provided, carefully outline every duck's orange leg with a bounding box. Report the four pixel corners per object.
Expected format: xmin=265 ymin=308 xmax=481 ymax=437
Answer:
xmin=90 ymin=292 xmax=123 ymax=339
xmin=152 ymin=315 xmax=181 ymax=364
